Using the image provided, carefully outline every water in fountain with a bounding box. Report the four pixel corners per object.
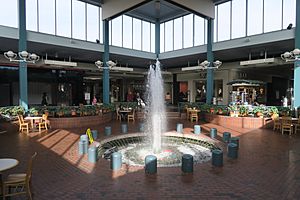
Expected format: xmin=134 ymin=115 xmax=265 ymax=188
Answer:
xmin=145 ymin=59 xmax=166 ymax=153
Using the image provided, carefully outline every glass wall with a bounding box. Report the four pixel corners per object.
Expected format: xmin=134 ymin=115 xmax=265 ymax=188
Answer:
xmin=0 ymin=0 xmax=18 ymax=28
xmin=56 ymin=0 xmax=71 ymax=37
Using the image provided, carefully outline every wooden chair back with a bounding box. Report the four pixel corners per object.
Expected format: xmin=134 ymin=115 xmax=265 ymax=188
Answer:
xmin=127 ymin=109 xmax=135 ymax=122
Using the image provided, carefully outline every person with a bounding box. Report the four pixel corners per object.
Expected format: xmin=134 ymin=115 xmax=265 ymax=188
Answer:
xmin=92 ymin=96 xmax=97 ymax=105
xmin=165 ymin=92 xmax=171 ymax=104
xmin=41 ymin=92 xmax=48 ymax=106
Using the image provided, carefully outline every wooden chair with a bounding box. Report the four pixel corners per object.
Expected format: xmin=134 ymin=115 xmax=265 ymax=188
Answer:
xmin=1 ymin=152 xmax=37 ymax=200
xmin=127 ymin=109 xmax=135 ymax=122
xmin=38 ymin=114 xmax=48 ymax=132
xmin=281 ymin=117 xmax=293 ymax=135
xmin=116 ymin=108 xmax=121 ymax=121
xmin=17 ymin=115 xmax=29 ymax=134
xmin=294 ymin=118 xmax=300 ymax=134
xmin=190 ymin=111 xmax=198 ymax=122
xmin=186 ymin=107 xmax=191 ymax=120
xmin=273 ymin=117 xmax=281 ymax=131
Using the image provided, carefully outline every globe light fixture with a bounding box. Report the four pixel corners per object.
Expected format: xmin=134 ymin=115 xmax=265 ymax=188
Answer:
xmin=281 ymin=48 xmax=300 ymax=62
xmin=95 ymin=60 xmax=133 ymax=72
xmin=4 ymin=50 xmax=39 ymax=63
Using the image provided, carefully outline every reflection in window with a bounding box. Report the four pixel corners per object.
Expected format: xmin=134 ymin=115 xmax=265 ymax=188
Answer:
xmin=264 ymin=0 xmax=282 ymax=33
xmin=26 ymin=0 xmax=37 ymax=31
xmin=204 ymin=19 xmax=207 ymax=44
xmin=109 ymin=20 xmax=112 ymax=45
xmin=56 ymin=0 xmax=71 ymax=37
xmin=151 ymin=23 xmax=155 ymax=53
xmin=142 ymin=21 xmax=151 ymax=52
xmin=194 ymin=15 xmax=205 ymax=46
xmin=0 ymin=0 xmax=17 ymax=28
xmin=283 ymin=0 xmax=296 ymax=30
xmin=133 ymin=18 xmax=142 ymax=50
xmin=232 ymin=0 xmax=246 ymax=39
xmin=165 ymin=20 xmax=174 ymax=52
xmin=39 ymin=0 xmax=55 ymax=34
xmin=100 ymin=7 xmax=103 ymax=43
xmin=183 ymin=14 xmax=193 ymax=48
xmin=214 ymin=6 xmax=217 ymax=42
xmin=160 ymin=23 xmax=165 ymax=53
xmin=174 ymin=18 xmax=183 ymax=50
xmin=123 ymin=15 xmax=132 ymax=49
xmin=87 ymin=4 xmax=99 ymax=42
xmin=217 ymin=2 xmax=231 ymax=41
xmin=72 ymin=0 xmax=86 ymax=40
xmin=112 ymin=16 xmax=122 ymax=46
xmin=247 ymin=0 xmax=263 ymax=36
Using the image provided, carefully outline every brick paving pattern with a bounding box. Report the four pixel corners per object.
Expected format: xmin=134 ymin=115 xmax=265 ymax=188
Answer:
xmin=1 ymin=119 xmax=300 ymax=199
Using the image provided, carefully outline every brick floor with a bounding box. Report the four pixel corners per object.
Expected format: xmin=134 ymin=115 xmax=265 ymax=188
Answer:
xmin=1 ymin=119 xmax=300 ymax=200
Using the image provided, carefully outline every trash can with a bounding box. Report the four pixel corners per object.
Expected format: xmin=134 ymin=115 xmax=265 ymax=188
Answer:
xmin=78 ymin=140 xmax=88 ymax=155
xmin=88 ymin=146 xmax=97 ymax=163
xmin=145 ymin=155 xmax=157 ymax=174
xmin=139 ymin=122 xmax=145 ymax=132
xmin=121 ymin=124 xmax=128 ymax=134
xmin=210 ymin=128 xmax=217 ymax=139
xmin=230 ymin=137 xmax=240 ymax=148
xmin=105 ymin=126 xmax=111 ymax=136
xmin=223 ymin=132 xmax=231 ymax=143
xmin=228 ymin=143 xmax=238 ymax=159
xmin=91 ymin=130 xmax=98 ymax=139
xmin=80 ymin=135 xmax=88 ymax=143
xmin=182 ymin=154 xmax=193 ymax=173
xmin=194 ymin=125 xmax=201 ymax=135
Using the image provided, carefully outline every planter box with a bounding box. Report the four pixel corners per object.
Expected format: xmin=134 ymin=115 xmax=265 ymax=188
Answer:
xmin=49 ymin=112 xmax=112 ymax=129
xmin=203 ymin=113 xmax=272 ymax=129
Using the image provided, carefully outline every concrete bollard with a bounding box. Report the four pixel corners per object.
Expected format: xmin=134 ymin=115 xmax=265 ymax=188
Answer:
xmin=194 ymin=125 xmax=201 ymax=135
xmin=105 ymin=126 xmax=111 ymax=136
xmin=176 ymin=123 xmax=183 ymax=133
xmin=182 ymin=154 xmax=193 ymax=173
xmin=139 ymin=122 xmax=145 ymax=132
xmin=212 ymin=149 xmax=223 ymax=167
xmin=145 ymin=155 xmax=157 ymax=174
xmin=223 ymin=132 xmax=231 ymax=143
xmin=80 ymin=135 xmax=88 ymax=143
xmin=91 ymin=130 xmax=98 ymax=139
xmin=230 ymin=137 xmax=240 ymax=148
xmin=78 ymin=140 xmax=88 ymax=155
xmin=210 ymin=128 xmax=217 ymax=139
xmin=110 ymin=152 xmax=122 ymax=170
xmin=121 ymin=123 xmax=128 ymax=134
xmin=88 ymin=146 xmax=97 ymax=163
xmin=228 ymin=143 xmax=238 ymax=159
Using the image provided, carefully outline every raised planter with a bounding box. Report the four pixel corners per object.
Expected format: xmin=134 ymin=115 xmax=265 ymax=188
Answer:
xmin=49 ymin=112 xmax=113 ymax=129
xmin=203 ymin=113 xmax=272 ymax=129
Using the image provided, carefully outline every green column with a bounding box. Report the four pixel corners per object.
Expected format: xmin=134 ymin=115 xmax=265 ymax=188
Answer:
xmin=102 ymin=20 xmax=110 ymax=104
xmin=155 ymin=19 xmax=160 ymax=58
xmin=19 ymin=0 xmax=28 ymax=111
xmin=294 ymin=0 xmax=300 ymax=109
xmin=206 ymin=18 xmax=214 ymax=104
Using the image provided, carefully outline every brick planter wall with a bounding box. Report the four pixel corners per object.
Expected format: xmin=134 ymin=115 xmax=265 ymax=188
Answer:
xmin=49 ymin=112 xmax=113 ymax=129
xmin=203 ymin=113 xmax=272 ymax=129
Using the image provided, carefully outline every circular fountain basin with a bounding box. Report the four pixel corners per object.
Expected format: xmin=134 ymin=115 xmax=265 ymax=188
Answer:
xmin=98 ymin=132 xmax=220 ymax=167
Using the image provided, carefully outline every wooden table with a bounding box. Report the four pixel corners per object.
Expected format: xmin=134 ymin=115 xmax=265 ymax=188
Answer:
xmin=24 ymin=116 xmax=42 ymax=129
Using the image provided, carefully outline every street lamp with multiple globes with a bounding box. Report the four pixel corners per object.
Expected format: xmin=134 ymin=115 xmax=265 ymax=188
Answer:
xmin=95 ymin=60 xmax=116 ymax=69
xmin=281 ymin=48 xmax=300 ymax=62
xmin=198 ymin=59 xmax=222 ymax=69
xmin=4 ymin=50 xmax=40 ymax=63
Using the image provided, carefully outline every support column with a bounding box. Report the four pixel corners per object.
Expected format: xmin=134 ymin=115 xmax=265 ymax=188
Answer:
xmin=294 ymin=0 xmax=300 ymax=109
xmin=19 ymin=0 xmax=28 ymax=111
xmin=206 ymin=18 xmax=214 ymax=104
xmin=102 ymin=20 xmax=110 ymax=104
xmin=155 ymin=19 xmax=160 ymax=58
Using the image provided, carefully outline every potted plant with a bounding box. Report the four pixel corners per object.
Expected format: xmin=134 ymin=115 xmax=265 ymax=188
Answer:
xmin=268 ymin=106 xmax=279 ymax=119
xmin=239 ymin=106 xmax=249 ymax=117
xmin=228 ymin=105 xmax=238 ymax=117
xmin=252 ymin=106 xmax=265 ymax=118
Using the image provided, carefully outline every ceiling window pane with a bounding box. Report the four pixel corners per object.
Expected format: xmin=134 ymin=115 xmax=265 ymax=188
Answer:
xmin=100 ymin=7 xmax=103 ymax=43
xmin=39 ymin=0 xmax=55 ymax=34
xmin=232 ymin=0 xmax=246 ymax=39
xmin=183 ymin=14 xmax=193 ymax=48
xmin=217 ymin=2 xmax=231 ymax=41
xmin=142 ymin=21 xmax=151 ymax=52
xmin=26 ymin=0 xmax=37 ymax=31
xmin=72 ymin=0 xmax=86 ymax=40
xmin=264 ymin=0 xmax=282 ymax=33
xmin=150 ymin=23 xmax=155 ymax=53
xmin=87 ymin=4 xmax=99 ymax=42
xmin=165 ymin=20 xmax=173 ymax=52
xmin=247 ymin=0 xmax=263 ymax=36
xmin=160 ymin=23 xmax=165 ymax=53
xmin=174 ymin=17 xmax=183 ymax=50
xmin=56 ymin=0 xmax=71 ymax=37
xmin=194 ymin=15 xmax=205 ymax=46
xmin=123 ymin=15 xmax=132 ymax=49
xmin=109 ymin=20 xmax=112 ymax=45
xmin=214 ymin=7 xmax=217 ymax=42
xmin=112 ymin=16 xmax=122 ymax=46
xmin=204 ymin=19 xmax=207 ymax=44
xmin=0 ymin=0 xmax=17 ymax=27
xmin=283 ymin=0 xmax=296 ymax=30
xmin=133 ymin=18 xmax=142 ymax=50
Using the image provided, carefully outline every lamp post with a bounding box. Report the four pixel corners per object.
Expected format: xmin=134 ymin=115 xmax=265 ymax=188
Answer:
xmin=281 ymin=48 xmax=300 ymax=116
xmin=4 ymin=50 xmax=39 ymax=63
